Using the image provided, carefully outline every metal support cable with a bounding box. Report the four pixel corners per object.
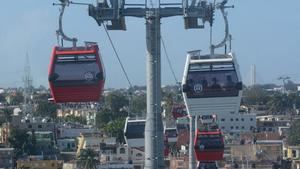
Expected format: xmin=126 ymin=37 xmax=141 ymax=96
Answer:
xmin=161 ymin=37 xmax=179 ymax=84
xmin=103 ymin=25 xmax=133 ymax=88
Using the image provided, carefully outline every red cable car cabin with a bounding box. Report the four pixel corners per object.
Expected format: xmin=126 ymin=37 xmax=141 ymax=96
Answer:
xmin=194 ymin=129 xmax=224 ymax=161
xmin=171 ymin=104 xmax=187 ymax=119
xmin=48 ymin=45 xmax=105 ymax=103
xmin=164 ymin=135 xmax=169 ymax=157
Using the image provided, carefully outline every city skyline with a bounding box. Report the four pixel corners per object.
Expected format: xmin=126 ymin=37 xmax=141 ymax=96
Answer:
xmin=0 ymin=0 xmax=299 ymax=88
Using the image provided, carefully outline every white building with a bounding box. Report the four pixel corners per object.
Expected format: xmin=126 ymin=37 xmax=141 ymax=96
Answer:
xmin=57 ymin=127 xmax=95 ymax=138
xmin=217 ymin=112 xmax=256 ymax=134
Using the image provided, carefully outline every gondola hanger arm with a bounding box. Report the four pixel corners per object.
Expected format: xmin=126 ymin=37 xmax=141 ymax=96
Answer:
xmin=54 ymin=0 xmax=78 ymax=47
xmin=210 ymin=0 xmax=234 ymax=55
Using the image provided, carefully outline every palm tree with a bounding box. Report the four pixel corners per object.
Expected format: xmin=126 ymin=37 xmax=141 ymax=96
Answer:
xmin=77 ymin=149 xmax=99 ymax=169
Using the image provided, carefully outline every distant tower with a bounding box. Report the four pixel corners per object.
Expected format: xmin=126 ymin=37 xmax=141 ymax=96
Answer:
xmin=23 ymin=53 xmax=33 ymax=114
xmin=250 ymin=64 xmax=256 ymax=86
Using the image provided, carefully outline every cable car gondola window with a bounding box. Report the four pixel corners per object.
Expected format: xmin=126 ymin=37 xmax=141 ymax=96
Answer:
xmin=196 ymin=134 xmax=224 ymax=150
xmin=165 ymin=129 xmax=177 ymax=137
xmin=186 ymin=62 xmax=239 ymax=98
xmin=125 ymin=122 xmax=145 ymax=139
xmin=52 ymin=54 xmax=103 ymax=86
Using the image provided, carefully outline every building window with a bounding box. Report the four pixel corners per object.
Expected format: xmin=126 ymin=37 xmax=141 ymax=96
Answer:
xmin=136 ymin=153 xmax=143 ymax=157
xmin=230 ymin=118 xmax=233 ymax=121
xmin=236 ymin=118 xmax=239 ymax=121
xmin=230 ymin=112 xmax=235 ymax=114
xmin=38 ymin=125 xmax=42 ymax=128
xmin=221 ymin=118 xmax=225 ymax=122
xmin=221 ymin=126 xmax=225 ymax=129
xmin=292 ymin=150 xmax=297 ymax=158
xmin=250 ymin=118 xmax=253 ymax=121
xmin=28 ymin=124 xmax=32 ymax=128
xmin=284 ymin=150 xmax=288 ymax=157
xmin=120 ymin=148 xmax=126 ymax=154
xmin=231 ymin=126 xmax=234 ymax=129
xmin=241 ymin=126 xmax=245 ymax=129
xmin=236 ymin=126 xmax=239 ymax=129
xmin=241 ymin=118 xmax=244 ymax=121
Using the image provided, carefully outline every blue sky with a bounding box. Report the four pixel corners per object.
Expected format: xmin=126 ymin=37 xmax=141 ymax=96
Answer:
xmin=0 ymin=0 xmax=299 ymax=88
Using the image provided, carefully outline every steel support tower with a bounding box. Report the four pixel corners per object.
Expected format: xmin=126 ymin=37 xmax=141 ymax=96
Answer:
xmin=88 ymin=1 xmax=214 ymax=168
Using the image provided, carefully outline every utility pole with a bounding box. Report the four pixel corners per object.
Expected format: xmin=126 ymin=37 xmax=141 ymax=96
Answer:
xmin=88 ymin=1 xmax=214 ymax=168
xmin=278 ymin=76 xmax=290 ymax=94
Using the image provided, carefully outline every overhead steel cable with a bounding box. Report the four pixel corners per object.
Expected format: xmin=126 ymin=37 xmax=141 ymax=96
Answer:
xmin=161 ymin=37 xmax=179 ymax=84
xmin=103 ymin=25 xmax=133 ymax=88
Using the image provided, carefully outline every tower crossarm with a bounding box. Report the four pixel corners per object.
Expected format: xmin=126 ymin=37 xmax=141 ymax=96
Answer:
xmin=88 ymin=0 xmax=214 ymax=30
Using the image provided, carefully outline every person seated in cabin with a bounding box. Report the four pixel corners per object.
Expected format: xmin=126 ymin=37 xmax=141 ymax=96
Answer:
xmin=187 ymin=78 xmax=195 ymax=91
xmin=210 ymin=77 xmax=221 ymax=90
xmin=201 ymin=77 xmax=208 ymax=89
xmin=224 ymin=75 xmax=235 ymax=89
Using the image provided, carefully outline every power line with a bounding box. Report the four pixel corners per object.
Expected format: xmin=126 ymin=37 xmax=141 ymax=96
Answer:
xmin=103 ymin=25 xmax=133 ymax=88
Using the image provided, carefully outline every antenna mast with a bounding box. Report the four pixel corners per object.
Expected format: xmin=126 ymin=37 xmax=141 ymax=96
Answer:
xmin=23 ymin=53 xmax=33 ymax=114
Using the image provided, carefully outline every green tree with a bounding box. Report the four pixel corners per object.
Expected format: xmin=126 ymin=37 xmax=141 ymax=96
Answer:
xmin=0 ymin=108 xmax=13 ymax=125
xmin=103 ymin=117 xmax=126 ymax=143
xmin=95 ymin=108 xmax=113 ymax=129
xmin=243 ymin=85 xmax=270 ymax=105
xmin=9 ymin=92 xmax=24 ymax=105
xmin=35 ymin=101 xmax=58 ymax=119
xmin=105 ymin=91 xmax=128 ymax=113
xmin=65 ymin=115 xmax=87 ymax=125
xmin=77 ymin=149 xmax=99 ymax=169
xmin=267 ymin=93 xmax=295 ymax=114
xmin=131 ymin=93 xmax=146 ymax=117
xmin=287 ymin=119 xmax=300 ymax=145
xmin=0 ymin=94 xmax=6 ymax=103
xmin=8 ymin=128 xmax=32 ymax=158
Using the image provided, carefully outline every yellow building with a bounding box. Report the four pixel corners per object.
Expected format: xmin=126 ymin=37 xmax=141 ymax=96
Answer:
xmin=17 ymin=160 xmax=63 ymax=169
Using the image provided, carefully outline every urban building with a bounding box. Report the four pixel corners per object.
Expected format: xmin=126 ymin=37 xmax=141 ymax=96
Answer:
xmin=17 ymin=160 xmax=63 ymax=169
xmin=57 ymin=138 xmax=76 ymax=152
xmin=217 ymin=112 xmax=256 ymax=134
xmin=0 ymin=148 xmax=14 ymax=169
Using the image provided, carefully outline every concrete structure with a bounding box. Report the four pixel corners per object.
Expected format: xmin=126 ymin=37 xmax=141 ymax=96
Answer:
xmin=98 ymin=164 xmax=133 ymax=169
xmin=99 ymin=144 xmax=129 ymax=164
xmin=255 ymin=140 xmax=283 ymax=162
xmin=217 ymin=112 xmax=256 ymax=134
xmin=57 ymin=138 xmax=76 ymax=152
xmin=76 ymin=132 xmax=115 ymax=154
xmin=30 ymin=131 xmax=57 ymax=156
xmin=57 ymin=127 xmax=95 ymax=138
xmin=0 ymin=148 xmax=14 ymax=169
xmin=17 ymin=160 xmax=63 ymax=169
xmin=76 ymin=132 xmax=145 ymax=169
xmin=11 ymin=115 xmax=56 ymax=133
xmin=256 ymin=115 xmax=291 ymax=133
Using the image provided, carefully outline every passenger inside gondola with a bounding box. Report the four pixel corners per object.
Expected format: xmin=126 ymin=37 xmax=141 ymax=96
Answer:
xmin=210 ymin=77 xmax=221 ymax=89
xmin=224 ymin=75 xmax=234 ymax=89
xmin=195 ymin=134 xmax=224 ymax=151
xmin=185 ymin=63 xmax=240 ymax=98
xmin=50 ymin=54 xmax=103 ymax=86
